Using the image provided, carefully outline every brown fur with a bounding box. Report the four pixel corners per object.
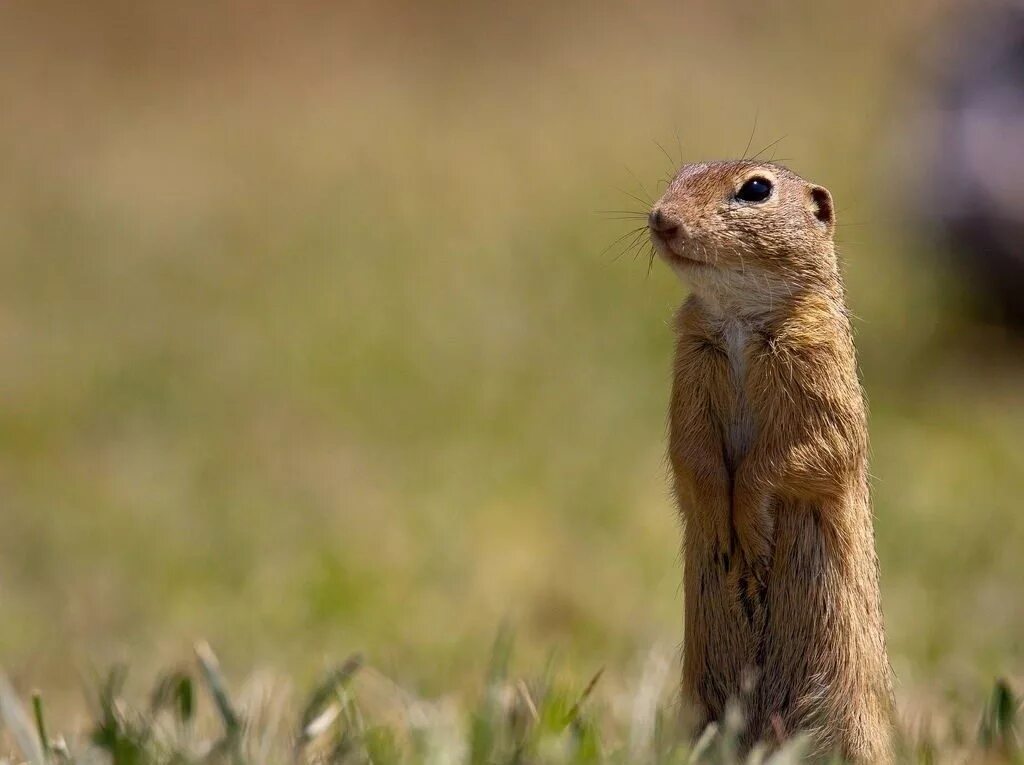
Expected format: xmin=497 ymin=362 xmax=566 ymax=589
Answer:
xmin=650 ymin=161 xmax=894 ymax=762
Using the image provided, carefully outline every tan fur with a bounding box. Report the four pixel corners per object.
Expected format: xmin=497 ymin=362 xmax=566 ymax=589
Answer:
xmin=651 ymin=161 xmax=894 ymax=762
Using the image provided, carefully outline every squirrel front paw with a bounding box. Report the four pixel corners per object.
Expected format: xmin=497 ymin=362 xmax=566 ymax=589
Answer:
xmin=732 ymin=492 xmax=775 ymax=587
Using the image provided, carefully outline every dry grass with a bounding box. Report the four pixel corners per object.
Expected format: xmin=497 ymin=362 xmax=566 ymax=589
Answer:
xmin=0 ymin=640 xmax=1020 ymax=764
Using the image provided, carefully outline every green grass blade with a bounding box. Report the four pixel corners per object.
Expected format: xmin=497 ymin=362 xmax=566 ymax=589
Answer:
xmin=0 ymin=673 xmax=47 ymax=765
xmin=194 ymin=641 xmax=241 ymax=736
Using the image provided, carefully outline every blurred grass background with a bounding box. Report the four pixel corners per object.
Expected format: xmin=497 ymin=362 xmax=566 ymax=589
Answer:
xmin=0 ymin=0 xmax=1021 ymax=724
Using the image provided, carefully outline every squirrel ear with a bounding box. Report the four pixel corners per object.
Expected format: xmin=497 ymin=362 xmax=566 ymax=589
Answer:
xmin=809 ymin=185 xmax=835 ymax=231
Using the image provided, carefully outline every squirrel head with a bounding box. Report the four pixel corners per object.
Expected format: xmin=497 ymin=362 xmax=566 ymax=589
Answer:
xmin=649 ymin=161 xmax=838 ymax=312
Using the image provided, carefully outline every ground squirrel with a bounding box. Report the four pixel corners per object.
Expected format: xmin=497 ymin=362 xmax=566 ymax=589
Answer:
xmin=648 ymin=161 xmax=894 ymax=762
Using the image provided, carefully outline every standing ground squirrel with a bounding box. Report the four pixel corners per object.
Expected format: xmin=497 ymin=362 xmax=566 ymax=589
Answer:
xmin=649 ymin=161 xmax=894 ymax=762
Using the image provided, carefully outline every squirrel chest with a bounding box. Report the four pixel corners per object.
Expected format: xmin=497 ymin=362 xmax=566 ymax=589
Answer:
xmin=720 ymin=319 xmax=759 ymax=473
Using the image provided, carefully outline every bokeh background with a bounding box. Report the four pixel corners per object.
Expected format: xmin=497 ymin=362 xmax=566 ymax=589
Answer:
xmin=2 ymin=0 xmax=1022 ymax=722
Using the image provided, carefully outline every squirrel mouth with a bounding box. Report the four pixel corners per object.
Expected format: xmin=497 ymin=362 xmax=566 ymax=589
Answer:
xmin=650 ymin=232 xmax=709 ymax=268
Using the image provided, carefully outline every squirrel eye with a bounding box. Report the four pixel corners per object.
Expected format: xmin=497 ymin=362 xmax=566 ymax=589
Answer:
xmin=735 ymin=177 xmax=773 ymax=203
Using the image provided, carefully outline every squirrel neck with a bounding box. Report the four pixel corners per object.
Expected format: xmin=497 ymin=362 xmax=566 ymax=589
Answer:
xmin=695 ymin=271 xmax=848 ymax=336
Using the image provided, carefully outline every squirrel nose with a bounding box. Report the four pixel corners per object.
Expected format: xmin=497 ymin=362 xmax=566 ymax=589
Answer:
xmin=648 ymin=208 xmax=680 ymax=238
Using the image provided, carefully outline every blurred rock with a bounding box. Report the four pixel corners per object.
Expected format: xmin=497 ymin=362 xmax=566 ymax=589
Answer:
xmin=915 ymin=2 xmax=1024 ymax=327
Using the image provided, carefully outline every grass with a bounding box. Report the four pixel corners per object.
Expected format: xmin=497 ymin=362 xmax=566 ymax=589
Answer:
xmin=0 ymin=0 xmax=1022 ymax=761
xmin=0 ymin=640 xmax=1020 ymax=764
